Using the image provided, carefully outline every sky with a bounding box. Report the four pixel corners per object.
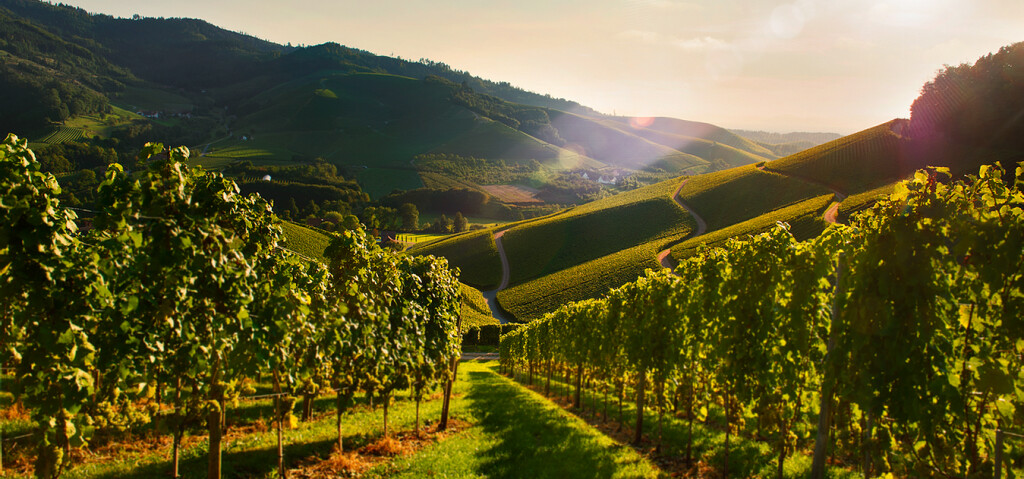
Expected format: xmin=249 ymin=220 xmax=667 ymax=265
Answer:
xmin=59 ymin=0 xmax=1024 ymax=134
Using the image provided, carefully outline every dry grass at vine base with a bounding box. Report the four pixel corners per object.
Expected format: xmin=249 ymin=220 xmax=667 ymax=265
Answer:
xmin=290 ymin=419 xmax=472 ymax=478
xmin=1 ymin=401 xmax=29 ymax=421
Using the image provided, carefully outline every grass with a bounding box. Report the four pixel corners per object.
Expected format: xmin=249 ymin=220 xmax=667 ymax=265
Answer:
xmin=760 ymin=121 xmax=905 ymax=195
xmin=413 ymin=229 xmax=502 ymax=290
xmin=678 ymin=164 xmax=831 ymax=233
xmin=500 ymin=177 xmax=691 ymax=286
xmin=461 ymin=283 xmax=499 ymax=328
xmin=280 ymin=221 xmax=333 ymax=262
xmin=504 ymin=367 xmax=865 ymax=479
xmin=365 ymin=361 xmax=661 ymax=479
xmin=670 ymin=194 xmax=832 ymax=261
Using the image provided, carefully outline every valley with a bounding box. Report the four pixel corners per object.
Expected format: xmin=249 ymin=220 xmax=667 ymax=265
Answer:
xmin=2 ymin=0 xmax=1024 ymax=477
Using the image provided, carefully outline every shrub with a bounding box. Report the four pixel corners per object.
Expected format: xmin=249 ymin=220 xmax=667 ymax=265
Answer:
xmin=478 ymin=324 xmax=502 ymax=345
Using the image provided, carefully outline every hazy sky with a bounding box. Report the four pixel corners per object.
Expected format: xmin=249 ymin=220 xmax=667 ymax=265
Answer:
xmin=60 ymin=0 xmax=1024 ymax=133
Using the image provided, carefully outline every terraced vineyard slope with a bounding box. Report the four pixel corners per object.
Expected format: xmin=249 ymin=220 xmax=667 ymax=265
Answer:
xmin=758 ymin=120 xmax=906 ymax=195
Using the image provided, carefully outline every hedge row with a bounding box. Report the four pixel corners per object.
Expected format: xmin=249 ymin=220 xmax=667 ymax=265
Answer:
xmin=462 ymin=323 xmax=522 ymax=346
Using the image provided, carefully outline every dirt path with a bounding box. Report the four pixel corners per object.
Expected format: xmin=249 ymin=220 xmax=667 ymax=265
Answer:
xmin=658 ymin=179 xmax=708 ymax=270
xmin=758 ymin=165 xmax=847 ymax=225
xmin=481 ymin=229 xmax=513 ymax=324
xmin=461 ymin=352 xmax=499 ymax=360
xmin=199 ymin=130 xmax=232 ymax=156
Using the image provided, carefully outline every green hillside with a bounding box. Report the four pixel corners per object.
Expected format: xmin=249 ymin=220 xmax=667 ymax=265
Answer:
xmin=500 ymin=178 xmax=692 ymax=285
xmin=497 ymin=232 xmax=686 ymax=321
xmin=460 ymin=283 xmax=499 ymax=328
xmin=280 ymin=221 xmax=332 ymax=261
xmin=760 ymin=120 xmax=905 ymax=194
xmin=547 ymin=110 xmax=706 ymax=172
xmin=678 ymin=164 xmax=832 ymax=232
xmin=669 ymin=194 xmax=832 ymax=261
xmin=608 ymin=122 xmax=770 ymax=170
xmin=836 ymin=182 xmax=898 ymax=223
xmin=420 ymin=117 xmax=923 ymax=322
xmin=412 ymin=228 xmax=503 ymax=290
xmin=627 ymin=117 xmax=776 ymax=158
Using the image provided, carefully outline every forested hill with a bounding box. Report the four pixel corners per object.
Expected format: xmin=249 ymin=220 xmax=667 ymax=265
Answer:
xmin=0 ymin=0 xmax=594 ymax=115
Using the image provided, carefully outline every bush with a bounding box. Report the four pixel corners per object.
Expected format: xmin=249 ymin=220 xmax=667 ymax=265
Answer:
xmin=478 ymin=324 xmax=502 ymax=345
xmin=462 ymin=327 xmax=479 ymax=346
xmin=500 ymin=323 xmax=522 ymax=336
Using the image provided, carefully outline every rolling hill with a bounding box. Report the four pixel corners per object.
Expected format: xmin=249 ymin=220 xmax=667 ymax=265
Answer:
xmin=1 ymin=0 xmax=797 ymax=203
xmin=416 ymin=119 xmax=966 ymax=321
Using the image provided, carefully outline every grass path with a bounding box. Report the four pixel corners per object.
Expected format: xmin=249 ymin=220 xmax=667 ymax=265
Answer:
xmin=658 ymin=178 xmax=707 ymax=270
xmin=367 ymin=361 xmax=662 ymax=478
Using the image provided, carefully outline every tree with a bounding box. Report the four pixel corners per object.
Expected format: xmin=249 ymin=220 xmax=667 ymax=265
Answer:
xmin=400 ymin=203 xmax=419 ymax=230
xmin=432 ymin=214 xmax=453 ymax=234
xmin=453 ymin=211 xmax=468 ymax=233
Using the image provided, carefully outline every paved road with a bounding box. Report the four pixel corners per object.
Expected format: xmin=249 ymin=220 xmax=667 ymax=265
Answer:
xmin=658 ymin=179 xmax=708 ymax=270
xmin=758 ymin=164 xmax=848 ymax=225
xmin=461 ymin=352 xmax=499 ymax=361
xmin=482 ymin=229 xmax=513 ymax=324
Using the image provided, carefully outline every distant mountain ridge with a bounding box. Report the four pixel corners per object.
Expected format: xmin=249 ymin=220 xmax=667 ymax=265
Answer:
xmin=731 ymin=130 xmax=842 ymax=145
xmin=0 ymin=0 xmax=825 ymax=198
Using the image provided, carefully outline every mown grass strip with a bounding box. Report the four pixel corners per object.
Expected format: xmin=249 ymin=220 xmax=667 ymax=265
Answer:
xmin=366 ymin=361 xmax=661 ymax=479
xmin=3 ymin=362 xmax=662 ymax=478
xmin=505 ymin=368 xmax=864 ymax=479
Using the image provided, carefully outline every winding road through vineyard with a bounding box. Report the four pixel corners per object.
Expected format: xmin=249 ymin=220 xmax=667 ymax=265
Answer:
xmin=658 ymin=179 xmax=707 ymax=269
xmin=756 ymin=164 xmax=847 ymax=224
xmin=481 ymin=228 xmax=513 ymax=324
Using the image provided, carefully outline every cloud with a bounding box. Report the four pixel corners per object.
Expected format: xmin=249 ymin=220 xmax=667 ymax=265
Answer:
xmin=616 ymin=29 xmax=661 ymax=44
xmin=673 ymin=36 xmax=732 ymax=51
xmin=641 ymin=0 xmax=703 ymax=11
